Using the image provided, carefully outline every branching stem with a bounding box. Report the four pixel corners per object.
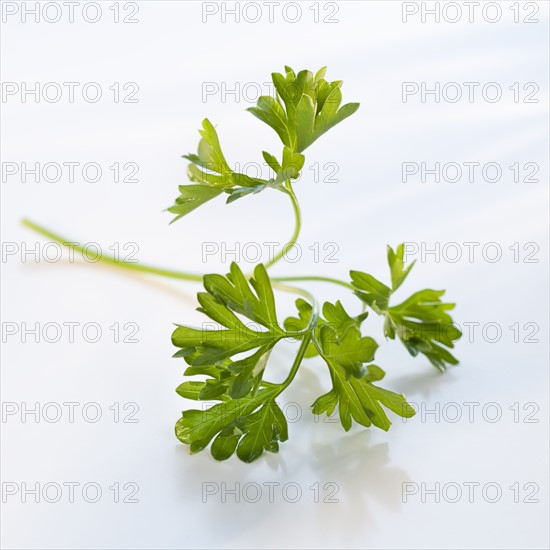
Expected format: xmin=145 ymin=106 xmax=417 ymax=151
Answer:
xmin=263 ymin=180 xmax=301 ymax=271
xmin=21 ymin=218 xmax=351 ymax=293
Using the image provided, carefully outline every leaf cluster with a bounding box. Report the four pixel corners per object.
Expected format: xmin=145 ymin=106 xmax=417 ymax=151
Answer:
xmin=172 ymin=263 xmax=297 ymax=462
xmin=168 ymin=66 xmax=359 ymax=222
xmin=351 ymin=244 xmax=462 ymax=371
xmin=172 ymin=247 xmax=461 ymax=462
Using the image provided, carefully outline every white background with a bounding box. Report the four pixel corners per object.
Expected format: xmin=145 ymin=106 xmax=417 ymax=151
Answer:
xmin=1 ymin=1 xmax=549 ymax=549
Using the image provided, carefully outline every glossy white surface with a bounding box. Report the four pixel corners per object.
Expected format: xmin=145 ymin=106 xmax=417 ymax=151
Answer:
xmin=1 ymin=2 xmax=549 ymax=548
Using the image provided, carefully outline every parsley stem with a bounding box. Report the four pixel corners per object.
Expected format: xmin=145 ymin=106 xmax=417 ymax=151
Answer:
xmin=21 ymin=219 xmax=352 ymax=294
xmin=263 ymin=180 xmax=301 ymax=271
xmin=269 ymin=281 xmax=319 ymax=332
xmin=277 ymin=329 xmax=313 ymax=394
xmin=272 ymin=275 xmax=354 ymax=291
xmin=21 ymin=218 xmax=203 ymax=282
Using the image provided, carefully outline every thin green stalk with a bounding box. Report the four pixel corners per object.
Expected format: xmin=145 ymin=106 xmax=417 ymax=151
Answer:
xmin=272 ymin=275 xmax=354 ymax=291
xmin=263 ymin=181 xmax=301 ymax=271
xmin=21 ymin=218 xmax=352 ymax=294
xmin=269 ymin=280 xmax=319 ymax=328
xmin=276 ymin=330 xmax=313 ymax=394
xmin=251 ymin=283 xmax=317 ymax=397
xmin=21 ymin=218 xmax=203 ymax=282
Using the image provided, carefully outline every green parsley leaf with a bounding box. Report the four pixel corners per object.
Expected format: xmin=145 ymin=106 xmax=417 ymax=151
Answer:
xmin=175 ymin=387 xmax=288 ymax=462
xmin=172 ymin=262 xmax=289 ymax=398
xmin=249 ymin=66 xmax=360 ymax=153
xmin=351 ymin=244 xmax=462 ymax=371
xmin=170 ymin=67 xmax=359 ymax=223
xmin=309 ymin=301 xmax=415 ymax=431
xmin=168 ymin=119 xmax=275 ymax=221
xmin=387 ymin=243 xmax=415 ymax=291
xmin=172 ymin=263 xmax=298 ymax=462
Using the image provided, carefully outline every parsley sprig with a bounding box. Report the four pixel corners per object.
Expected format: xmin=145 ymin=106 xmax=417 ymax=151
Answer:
xmin=22 ymin=66 xmax=461 ymax=463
